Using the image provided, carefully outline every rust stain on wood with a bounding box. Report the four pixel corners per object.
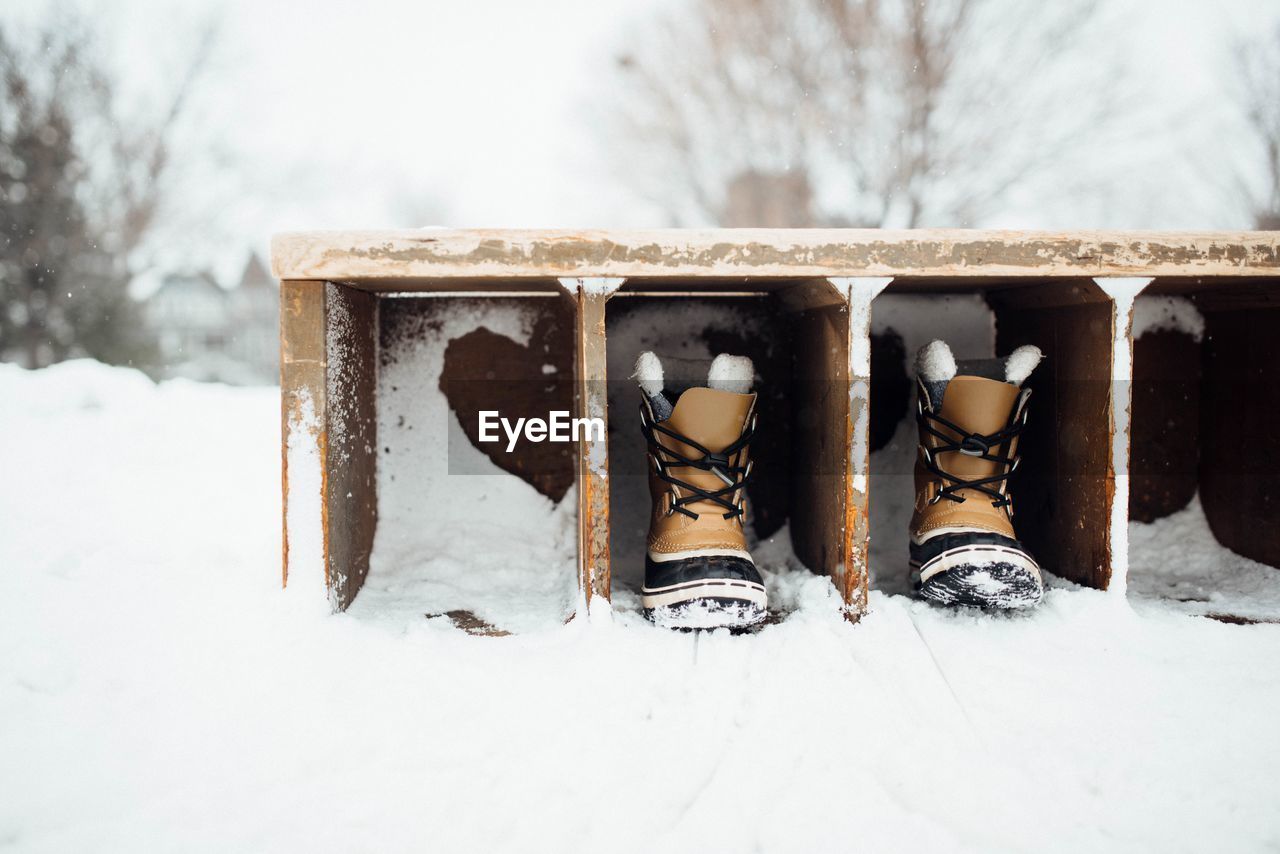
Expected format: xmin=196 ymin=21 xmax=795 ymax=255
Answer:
xmin=844 ymin=403 xmax=871 ymax=617
xmin=575 ymin=288 xmax=612 ymax=604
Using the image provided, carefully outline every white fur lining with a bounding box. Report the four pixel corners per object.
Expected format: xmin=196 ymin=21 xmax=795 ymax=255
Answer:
xmin=916 ymin=340 xmax=957 ymax=382
xmin=707 ymin=354 xmax=754 ymax=394
xmin=633 ymin=351 xmax=664 ymax=396
xmin=1004 ymin=345 xmax=1043 ymax=386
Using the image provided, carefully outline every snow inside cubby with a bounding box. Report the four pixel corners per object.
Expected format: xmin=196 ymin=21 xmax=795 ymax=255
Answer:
xmin=1126 ymin=285 xmax=1280 ymax=622
xmin=868 ymin=279 xmax=1120 ymax=596
xmin=348 ymin=294 xmax=579 ymax=634
xmin=603 ymin=283 xmax=849 ymax=616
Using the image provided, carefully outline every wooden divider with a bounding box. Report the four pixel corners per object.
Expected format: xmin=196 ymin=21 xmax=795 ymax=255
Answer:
xmin=280 ymin=280 xmax=378 ymax=611
xmin=280 ymin=280 xmax=325 ymax=594
xmin=814 ymin=278 xmax=891 ymax=615
xmin=785 ymin=279 xmax=860 ymax=613
xmin=564 ymin=278 xmax=624 ymax=613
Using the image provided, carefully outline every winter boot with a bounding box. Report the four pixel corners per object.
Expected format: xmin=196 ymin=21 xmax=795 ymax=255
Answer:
xmin=910 ymin=340 xmax=1045 ymax=609
xmin=634 ymin=351 xmax=767 ymax=629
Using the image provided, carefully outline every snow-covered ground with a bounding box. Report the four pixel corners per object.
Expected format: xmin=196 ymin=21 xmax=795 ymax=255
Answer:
xmin=3 ymin=360 xmax=1280 ymax=853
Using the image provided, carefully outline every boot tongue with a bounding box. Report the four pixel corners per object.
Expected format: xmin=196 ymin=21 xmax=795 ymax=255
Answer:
xmin=937 ymin=376 xmax=1021 ymax=437
xmin=914 ymin=340 xmax=1041 ymax=501
xmin=668 ymin=353 xmax=755 ymax=447
xmin=664 ymin=387 xmax=756 ymax=515
xmin=663 ymin=352 xmax=755 ymax=517
xmin=666 ymin=387 xmax=755 ymax=453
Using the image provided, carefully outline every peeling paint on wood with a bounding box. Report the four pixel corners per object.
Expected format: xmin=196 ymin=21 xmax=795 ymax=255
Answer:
xmin=1093 ymin=277 xmax=1153 ymax=596
xmin=568 ymin=282 xmax=615 ymax=609
xmin=273 ymin=230 xmax=1280 ymax=282
xmin=838 ymin=279 xmax=892 ymax=617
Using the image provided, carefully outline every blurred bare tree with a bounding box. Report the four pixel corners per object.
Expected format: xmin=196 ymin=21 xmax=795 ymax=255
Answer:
xmin=0 ymin=12 xmax=215 ymax=368
xmin=609 ymin=0 xmax=1124 ymax=227
xmin=1237 ymin=22 xmax=1280 ymax=230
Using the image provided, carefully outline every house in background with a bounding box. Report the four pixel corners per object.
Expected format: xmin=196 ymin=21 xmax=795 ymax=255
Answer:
xmin=226 ymin=254 xmax=278 ymax=377
xmin=144 ymin=254 xmax=278 ymax=385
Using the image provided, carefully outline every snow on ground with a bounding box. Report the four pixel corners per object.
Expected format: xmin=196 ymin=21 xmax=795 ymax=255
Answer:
xmin=3 ymin=360 xmax=1280 ymax=853
xmin=1128 ymin=495 xmax=1280 ymax=621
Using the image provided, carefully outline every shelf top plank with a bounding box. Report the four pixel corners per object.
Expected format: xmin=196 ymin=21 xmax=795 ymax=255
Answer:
xmin=271 ymin=229 xmax=1280 ymax=281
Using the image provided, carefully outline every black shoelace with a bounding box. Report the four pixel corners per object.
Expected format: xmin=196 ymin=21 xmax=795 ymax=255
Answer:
xmin=640 ymin=405 xmax=754 ymax=520
xmin=916 ymin=398 xmax=1027 ymax=508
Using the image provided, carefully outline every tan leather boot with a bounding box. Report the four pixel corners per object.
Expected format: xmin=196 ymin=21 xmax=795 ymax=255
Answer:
xmin=635 ymin=351 xmax=767 ymax=629
xmin=910 ymin=340 xmax=1045 ymax=609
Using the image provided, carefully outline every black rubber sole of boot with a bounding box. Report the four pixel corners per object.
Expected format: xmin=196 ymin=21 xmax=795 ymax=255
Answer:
xmin=917 ymin=561 xmax=1044 ymax=610
xmin=643 ymin=595 xmax=769 ymax=631
xmin=642 ymin=553 xmax=767 ymax=630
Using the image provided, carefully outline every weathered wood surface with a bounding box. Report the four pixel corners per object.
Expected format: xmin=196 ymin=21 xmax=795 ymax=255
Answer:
xmin=836 ymin=278 xmax=893 ymax=614
xmin=280 ymin=281 xmax=380 ymax=611
xmin=323 ymin=283 xmax=379 ymax=611
xmin=788 ymin=285 xmax=853 ymax=607
xmin=272 ymin=230 xmax=1280 ymax=282
xmin=280 ymin=280 xmax=327 ymax=593
xmin=567 ymin=279 xmax=619 ymax=608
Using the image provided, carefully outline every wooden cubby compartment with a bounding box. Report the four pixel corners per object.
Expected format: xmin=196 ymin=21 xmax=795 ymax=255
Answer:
xmin=281 ymin=279 xmax=577 ymax=614
xmin=1132 ymin=278 xmax=1280 ymax=571
xmin=599 ymin=278 xmax=862 ymax=611
xmin=869 ymin=278 xmax=1122 ymax=591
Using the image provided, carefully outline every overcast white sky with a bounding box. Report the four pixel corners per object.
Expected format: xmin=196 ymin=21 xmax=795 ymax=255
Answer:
xmin=5 ymin=0 xmax=1280 ymax=284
